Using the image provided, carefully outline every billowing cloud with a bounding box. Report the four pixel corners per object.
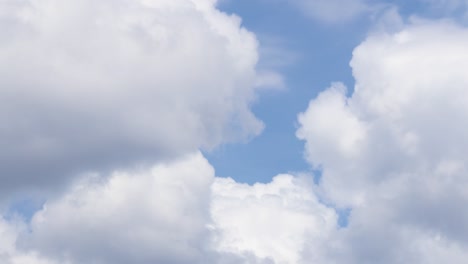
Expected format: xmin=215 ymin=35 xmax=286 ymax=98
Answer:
xmin=0 ymin=0 xmax=263 ymax=194
xmin=0 ymin=153 xmax=336 ymax=264
xmin=211 ymin=175 xmax=336 ymax=263
xmin=17 ymin=152 xmax=214 ymax=264
xmin=297 ymin=20 xmax=468 ymax=262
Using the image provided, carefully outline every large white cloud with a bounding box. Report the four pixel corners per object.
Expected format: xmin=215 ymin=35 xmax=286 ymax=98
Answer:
xmin=0 ymin=153 xmax=337 ymax=264
xmin=0 ymin=154 xmax=187 ymax=263
xmin=0 ymin=0 xmax=263 ymax=193
xmin=2 ymin=152 xmax=213 ymax=264
xmin=297 ymin=20 xmax=468 ymax=262
xmin=298 ymin=20 xmax=468 ymax=207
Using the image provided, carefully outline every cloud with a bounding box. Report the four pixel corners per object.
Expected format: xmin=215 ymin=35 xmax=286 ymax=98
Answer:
xmin=0 ymin=217 xmax=58 ymax=264
xmin=0 ymin=154 xmax=336 ymax=264
xmin=0 ymin=0 xmax=263 ymax=194
xmin=297 ymin=20 xmax=468 ymax=262
xmin=17 ymin=152 xmax=214 ymax=264
xmin=211 ymin=175 xmax=336 ymax=263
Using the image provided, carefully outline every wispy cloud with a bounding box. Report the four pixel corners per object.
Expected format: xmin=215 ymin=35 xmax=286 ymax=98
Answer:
xmin=286 ymin=0 xmax=377 ymax=23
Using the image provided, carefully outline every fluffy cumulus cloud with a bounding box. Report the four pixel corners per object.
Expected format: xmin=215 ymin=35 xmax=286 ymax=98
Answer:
xmin=297 ymin=20 xmax=468 ymax=262
xmin=0 ymin=154 xmax=337 ymax=264
xmin=0 ymin=153 xmax=212 ymax=264
xmin=211 ymin=175 xmax=337 ymax=263
xmin=19 ymin=152 xmax=214 ymax=264
xmin=0 ymin=0 xmax=263 ymax=194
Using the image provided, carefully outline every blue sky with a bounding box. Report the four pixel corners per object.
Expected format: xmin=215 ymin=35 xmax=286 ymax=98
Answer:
xmin=207 ymin=0 xmax=366 ymax=183
xmin=2 ymin=0 xmax=468 ymax=263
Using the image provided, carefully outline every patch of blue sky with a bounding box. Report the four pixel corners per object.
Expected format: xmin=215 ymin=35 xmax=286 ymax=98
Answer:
xmin=5 ymin=197 xmax=44 ymax=223
xmin=337 ymin=207 xmax=353 ymax=228
xmin=206 ymin=0 xmax=369 ymax=183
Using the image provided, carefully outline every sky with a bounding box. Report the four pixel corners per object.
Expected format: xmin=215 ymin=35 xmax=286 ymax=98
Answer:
xmin=1 ymin=0 xmax=468 ymax=263
xmin=207 ymin=0 xmax=368 ymax=183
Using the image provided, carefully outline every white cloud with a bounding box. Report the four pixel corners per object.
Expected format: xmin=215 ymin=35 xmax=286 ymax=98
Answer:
xmin=0 ymin=217 xmax=59 ymax=264
xmin=211 ymin=175 xmax=336 ymax=263
xmin=0 ymin=0 xmax=263 ymax=194
xmin=298 ymin=20 xmax=468 ymax=262
xmin=4 ymin=152 xmax=214 ymax=264
xmin=0 ymin=154 xmax=336 ymax=264
xmin=30 ymin=153 xmax=215 ymax=263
